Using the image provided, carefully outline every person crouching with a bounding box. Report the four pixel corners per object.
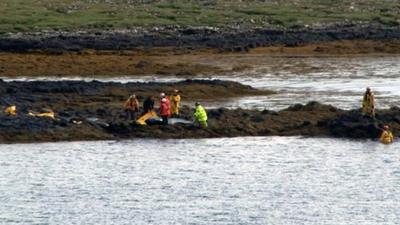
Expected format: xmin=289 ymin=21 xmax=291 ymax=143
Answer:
xmin=194 ymin=102 xmax=208 ymax=128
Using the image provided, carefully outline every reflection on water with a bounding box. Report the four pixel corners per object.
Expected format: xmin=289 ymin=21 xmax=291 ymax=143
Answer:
xmin=1 ymin=137 xmax=399 ymax=224
xmin=2 ymin=56 xmax=400 ymax=110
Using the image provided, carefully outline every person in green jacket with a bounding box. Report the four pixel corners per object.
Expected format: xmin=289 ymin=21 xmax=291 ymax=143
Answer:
xmin=194 ymin=102 xmax=208 ymax=128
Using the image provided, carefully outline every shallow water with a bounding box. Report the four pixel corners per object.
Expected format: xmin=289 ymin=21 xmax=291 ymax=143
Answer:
xmin=1 ymin=137 xmax=399 ymax=224
xmin=220 ymin=56 xmax=400 ymax=110
xmin=3 ymin=56 xmax=399 ymax=110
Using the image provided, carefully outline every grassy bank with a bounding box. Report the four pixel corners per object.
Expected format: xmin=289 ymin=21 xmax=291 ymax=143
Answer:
xmin=0 ymin=0 xmax=399 ymax=33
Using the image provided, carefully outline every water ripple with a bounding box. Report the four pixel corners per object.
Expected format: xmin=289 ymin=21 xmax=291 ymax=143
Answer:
xmin=0 ymin=137 xmax=400 ymax=224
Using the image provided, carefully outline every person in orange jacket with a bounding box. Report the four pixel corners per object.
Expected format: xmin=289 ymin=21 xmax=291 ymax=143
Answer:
xmin=124 ymin=94 xmax=139 ymax=121
xmin=170 ymin=89 xmax=181 ymax=117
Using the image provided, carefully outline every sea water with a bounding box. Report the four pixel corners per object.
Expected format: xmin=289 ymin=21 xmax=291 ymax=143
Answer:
xmin=1 ymin=137 xmax=399 ymax=224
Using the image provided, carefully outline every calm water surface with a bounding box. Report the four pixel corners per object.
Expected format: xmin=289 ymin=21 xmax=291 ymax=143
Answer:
xmin=1 ymin=137 xmax=399 ymax=224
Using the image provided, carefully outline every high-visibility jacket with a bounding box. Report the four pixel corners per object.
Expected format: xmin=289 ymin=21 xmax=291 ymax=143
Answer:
xmin=124 ymin=98 xmax=139 ymax=111
xmin=194 ymin=105 xmax=207 ymax=122
xmin=159 ymin=101 xmax=171 ymax=117
xmin=380 ymin=130 xmax=394 ymax=144
xmin=362 ymin=93 xmax=375 ymax=114
xmin=170 ymin=95 xmax=181 ymax=114
xmin=165 ymin=98 xmax=170 ymax=108
xmin=4 ymin=105 xmax=17 ymax=116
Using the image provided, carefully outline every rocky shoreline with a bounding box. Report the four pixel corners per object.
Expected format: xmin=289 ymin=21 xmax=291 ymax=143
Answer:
xmin=2 ymin=39 xmax=400 ymax=78
xmin=1 ymin=23 xmax=400 ymax=53
xmin=1 ymin=23 xmax=400 ymax=78
xmin=0 ymin=79 xmax=398 ymax=144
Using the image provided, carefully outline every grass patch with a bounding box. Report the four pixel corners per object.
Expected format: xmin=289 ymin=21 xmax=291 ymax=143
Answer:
xmin=0 ymin=0 xmax=399 ymax=32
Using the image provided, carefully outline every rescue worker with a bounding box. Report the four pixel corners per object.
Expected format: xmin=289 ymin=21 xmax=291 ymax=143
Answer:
xmin=380 ymin=124 xmax=394 ymax=144
xmin=362 ymin=87 xmax=375 ymax=117
xmin=159 ymin=98 xmax=171 ymax=125
xmin=4 ymin=105 xmax=17 ymax=116
xmin=193 ymin=102 xmax=208 ymax=128
xmin=124 ymin=94 xmax=139 ymax=121
xmin=143 ymin=96 xmax=155 ymax=114
xmin=170 ymin=89 xmax=181 ymax=117
xmin=160 ymin=92 xmax=170 ymax=106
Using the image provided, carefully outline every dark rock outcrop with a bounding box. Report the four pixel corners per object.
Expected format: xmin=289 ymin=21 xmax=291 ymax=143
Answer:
xmin=0 ymin=80 xmax=398 ymax=143
xmin=1 ymin=23 xmax=399 ymax=52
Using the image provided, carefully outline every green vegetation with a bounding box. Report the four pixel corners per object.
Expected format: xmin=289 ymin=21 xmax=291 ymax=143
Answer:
xmin=0 ymin=0 xmax=399 ymax=33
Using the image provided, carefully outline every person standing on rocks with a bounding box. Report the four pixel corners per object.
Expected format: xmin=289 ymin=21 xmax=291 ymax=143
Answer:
xmin=170 ymin=89 xmax=181 ymax=117
xmin=143 ymin=96 xmax=155 ymax=114
xmin=194 ymin=102 xmax=208 ymax=128
xmin=159 ymin=97 xmax=171 ymax=125
xmin=124 ymin=94 xmax=139 ymax=122
xmin=160 ymin=92 xmax=170 ymax=106
xmin=362 ymin=87 xmax=375 ymax=117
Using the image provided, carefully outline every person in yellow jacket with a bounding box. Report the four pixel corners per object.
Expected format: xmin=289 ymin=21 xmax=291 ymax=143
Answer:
xmin=194 ymin=102 xmax=208 ymax=128
xmin=170 ymin=89 xmax=181 ymax=117
xmin=124 ymin=94 xmax=140 ymax=121
xmin=380 ymin=125 xmax=394 ymax=144
xmin=362 ymin=87 xmax=375 ymax=117
xmin=4 ymin=105 xmax=17 ymax=116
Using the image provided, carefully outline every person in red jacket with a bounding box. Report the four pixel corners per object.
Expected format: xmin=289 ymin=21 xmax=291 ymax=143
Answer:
xmin=159 ymin=97 xmax=171 ymax=125
xmin=160 ymin=92 xmax=170 ymax=106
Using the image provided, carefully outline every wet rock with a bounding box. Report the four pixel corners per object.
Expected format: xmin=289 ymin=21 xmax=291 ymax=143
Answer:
xmin=0 ymin=80 xmax=399 ymax=143
xmin=1 ymin=23 xmax=399 ymax=52
xmin=261 ymin=109 xmax=270 ymax=115
xmin=0 ymin=80 xmax=6 ymax=95
xmin=250 ymin=115 xmax=265 ymax=123
xmin=301 ymin=121 xmax=312 ymax=127
xmin=135 ymin=60 xmax=152 ymax=68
